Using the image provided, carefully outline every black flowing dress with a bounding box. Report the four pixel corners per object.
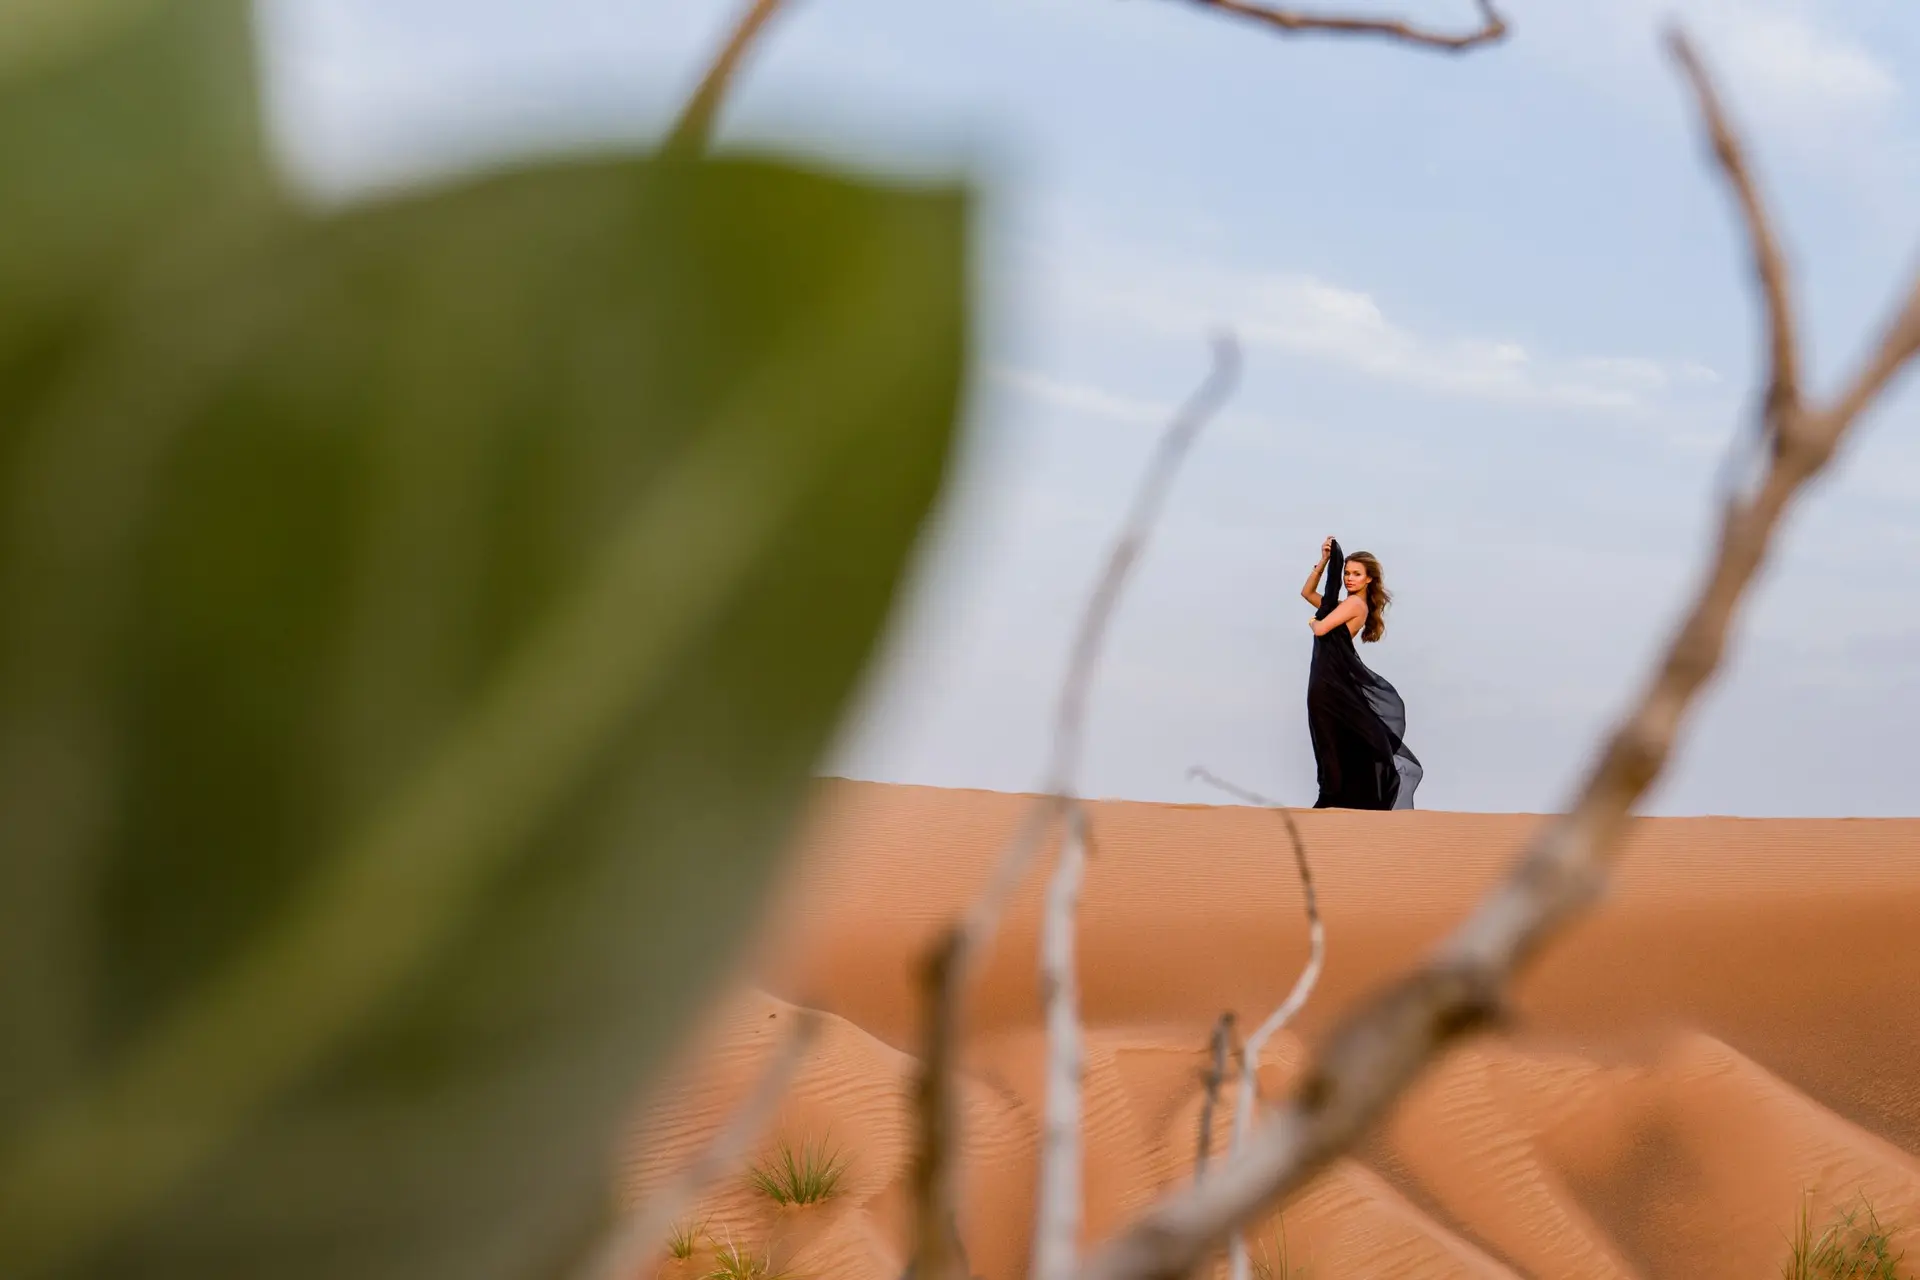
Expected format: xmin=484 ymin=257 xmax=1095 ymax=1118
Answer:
xmin=1308 ymin=539 xmax=1422 ymax=810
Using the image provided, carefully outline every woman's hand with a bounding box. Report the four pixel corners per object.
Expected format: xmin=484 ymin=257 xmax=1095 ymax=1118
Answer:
xmin=1319 ymin=536 xmax=1333 ymax=562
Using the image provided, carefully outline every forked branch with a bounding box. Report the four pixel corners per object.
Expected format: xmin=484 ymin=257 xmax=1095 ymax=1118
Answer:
xmin=906 ymin=338 xmax=1243 ymax=1280
xmin=1172 ymin=0 xmax=1507 ymax=51
xmin=1071 ymin=30 xmax=1920 ymax=1280
xmin=668 ymin=0 xmax=1503 ymax=156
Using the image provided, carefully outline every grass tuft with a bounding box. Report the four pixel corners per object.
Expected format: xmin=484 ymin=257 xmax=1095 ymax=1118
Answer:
xmin=1249 ymin=1216 xmax=1308 ymax=1280
xmin=666 ymin=1217 xmax=706 ymax=1261
xmin=1784 ymin=1192 xmax=1907 ymax=1280
xmin=704 ymin=1234 xmax=790 ymax=1280
xmin=748 ymin=1133 xmax=847 ymax=1207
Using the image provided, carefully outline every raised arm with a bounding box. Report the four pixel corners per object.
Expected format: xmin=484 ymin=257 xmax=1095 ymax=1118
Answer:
xmin=1314 ymin=537 xmax=1345 ymax=622
xmin=1300 ymin=537 xmax=1333 ymax=609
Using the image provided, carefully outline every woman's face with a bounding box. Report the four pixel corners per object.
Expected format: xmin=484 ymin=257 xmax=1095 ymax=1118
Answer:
xmin=1343 ymin=559 xmax=1369 ymax=595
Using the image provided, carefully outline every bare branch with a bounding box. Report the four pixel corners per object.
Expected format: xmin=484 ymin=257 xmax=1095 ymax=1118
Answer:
xmin=959 ymin=334 xmax=1243 ymax=947
xmin=1667 ymin=33 xmax=1801 ymax=507
xmin=1193 ymin=1013 xmax=1236 ymax=1183
xmin=1187 ymin=769 xmax=1323 ymax=1280
xmin=579 ymin=1010 xmax=820 ymax=1280
xmin=1824 ymin=259 xmax=1920 ymax=436
xmin=907 ymin=338 xmax=1242 ymax=1280
xmin=905 ymin=930 xmax=968 ymax=1280
xmin=665 ymin=0 xmax=794 ymax=154
xmin=1172 ymin=0 xmax=1507 ymax=52
xmin=954 ymin=793 xmax=1065 ymax=983
xmin=1071 ymin=32 xmax=1920 ymax=1280
xmin=1032 ymin=803 xmax=1091 ymax=1280
xmin=1042 ymin=335 xmax=1241 ymax=802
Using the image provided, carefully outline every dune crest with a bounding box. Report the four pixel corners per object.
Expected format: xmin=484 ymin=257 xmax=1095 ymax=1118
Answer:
xmin=623 ymin=782 xmax=1920 ymax=1278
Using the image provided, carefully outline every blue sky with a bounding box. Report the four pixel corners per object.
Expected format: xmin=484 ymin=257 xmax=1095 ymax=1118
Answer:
xmin=255 ymin=0 xmax=1920 ymax=815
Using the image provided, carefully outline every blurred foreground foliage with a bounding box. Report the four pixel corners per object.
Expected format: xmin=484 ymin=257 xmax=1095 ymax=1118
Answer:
xmin=0 ymin=2 xmax=970 ymax=1277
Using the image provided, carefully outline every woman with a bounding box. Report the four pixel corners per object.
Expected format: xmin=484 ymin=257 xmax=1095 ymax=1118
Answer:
xmin=1299 ymin=536 xmax=1422 ymax=810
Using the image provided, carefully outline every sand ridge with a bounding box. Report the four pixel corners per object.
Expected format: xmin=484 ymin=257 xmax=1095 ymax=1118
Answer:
xmin=623 ymin=781 xmax=1920 ymax=1278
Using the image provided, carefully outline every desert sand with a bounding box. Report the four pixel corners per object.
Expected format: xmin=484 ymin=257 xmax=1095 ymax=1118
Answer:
xmin=621 ymin=780 xmax=1920 ymax=1279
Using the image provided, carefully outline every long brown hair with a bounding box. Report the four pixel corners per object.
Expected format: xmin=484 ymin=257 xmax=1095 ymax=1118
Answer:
xmin=1346 ymin=551 xmax=1390 ymax=643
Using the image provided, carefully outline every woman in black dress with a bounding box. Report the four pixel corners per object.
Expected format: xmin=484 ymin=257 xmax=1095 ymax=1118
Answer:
xmin=1299 ymin=536 xmax=1422 ymax=810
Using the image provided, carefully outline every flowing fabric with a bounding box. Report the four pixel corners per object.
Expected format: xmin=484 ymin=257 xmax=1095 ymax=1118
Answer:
xmin=1308 ymin=539 xmax=1422 ymax=810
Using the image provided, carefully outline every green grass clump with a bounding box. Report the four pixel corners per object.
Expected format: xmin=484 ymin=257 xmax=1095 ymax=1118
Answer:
xmin=748 ymin=1134 xmax=848 ymax=1207
xmin=1784 ymin=1193 xmax=1908 ymax=1280
xmin=705 ymin=1235 xmax=789 ymax=1280
xmin=666 ymin=1217 xmax=706 ymax=1261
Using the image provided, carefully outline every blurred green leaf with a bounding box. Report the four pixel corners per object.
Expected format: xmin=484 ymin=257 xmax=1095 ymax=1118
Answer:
xmin=0 ymin=0 xmax=270 ymax=361
xmin=2 ymin=0 xmax=174 ymax=80
xmin=0 ymin=0 xmax=272 ymax=1169
xmin=0 ymin=37 xmax=969 ymax=1280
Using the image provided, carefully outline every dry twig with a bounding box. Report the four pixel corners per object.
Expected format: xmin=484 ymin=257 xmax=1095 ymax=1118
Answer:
xmin=578 ymin=1009 xmax=821 ymax=1280
xmin=1071 ymin=32 xmax=1920 ymax=1280
xmin=905 ymin=932 xmax=968 ymax=1280
xmin=1676 ymin=36 xmax=1798 ymax=508
xmin=957 ymin=336 xmax=1243 ymax=950
xmin=665 ymin=0 xmax=794 ymax=153
xmin=1032 ymin=803 xmax=1091 ymax=1280
xmin=1172 ymin=0 xmax=1507 ymax=51
xmin=905 ymin=338 xmax=1242 ymax=1280
xmin=1187 ymin=770 xmax=1323 ymax=1280
xmin=1194 ymin=1013 xmax=1236 ymax=1183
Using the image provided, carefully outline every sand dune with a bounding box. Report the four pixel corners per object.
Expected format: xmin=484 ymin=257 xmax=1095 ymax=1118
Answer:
xmin=622 ymin=781 xmax=1920 ymax=1278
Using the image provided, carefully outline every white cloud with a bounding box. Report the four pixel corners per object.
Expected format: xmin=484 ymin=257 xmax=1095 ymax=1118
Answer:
xmin=1524 ymin=1 xmax=1901 ymax=147
xmin=1519 ymin=3 xmax=1918 ymax=249
xmin=1038 ymin=244 xmax=1719 ymax=416
xmin=1709 ymin=7 xmax=1898 ymax=115
xmin=1572 ymin=355 xmax=1672 ymax=391
xmin=984 ymin=367 xmax=1172 ymax=426
xmin=983 ymin=363 xmax=1285 ymax=453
